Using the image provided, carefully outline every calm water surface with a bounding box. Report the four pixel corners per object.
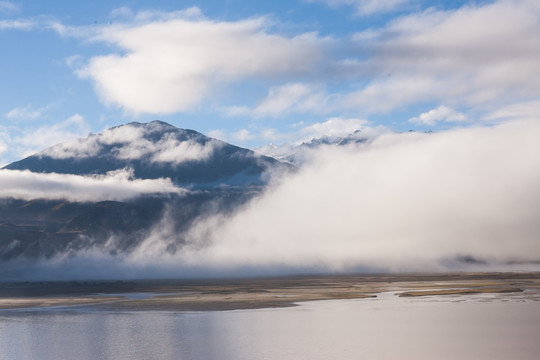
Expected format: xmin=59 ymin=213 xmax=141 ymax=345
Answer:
xmin=1 ymin=291 xmax=539 ymax=360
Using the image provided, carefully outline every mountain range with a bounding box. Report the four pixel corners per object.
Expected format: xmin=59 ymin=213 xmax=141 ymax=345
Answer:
xmin=254 ymin=130 xmax=370 ymax=166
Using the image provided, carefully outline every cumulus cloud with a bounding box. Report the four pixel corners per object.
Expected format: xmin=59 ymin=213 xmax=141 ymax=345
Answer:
xmin=42 ymin=122 xmax=223 ymax=164
xmin=0 ymin=168 xmax=185 ymax=202
xmin=344 ymin=0 xmax=540 ymax=113
xmin=78 ymin=11 xmax=327 ymax=114
xmin=5 ymin=1 xmax=539 ymax=124
xmin=174 ymin=119 xmax=540 ymax=272
xmin=218 ymin=0 xmax=540 ymax=120
xmin=408 ymin=106 xmax=467 ymax=126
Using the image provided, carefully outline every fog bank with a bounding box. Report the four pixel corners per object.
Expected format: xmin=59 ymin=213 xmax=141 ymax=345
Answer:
xmin=3 ymin=119 xmax=540 ymax=279
xmin=178 ymin=119 xmax=540 ymax=272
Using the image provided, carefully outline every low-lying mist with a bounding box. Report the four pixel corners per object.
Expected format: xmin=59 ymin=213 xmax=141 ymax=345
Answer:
xmin=4 ymin=119 xmax=540 ymax=280
xmin=179 ymin=119 xmax=540 ymax=272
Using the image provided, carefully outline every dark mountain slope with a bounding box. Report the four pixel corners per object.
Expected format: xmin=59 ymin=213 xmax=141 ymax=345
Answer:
xmin=4 ymin=120 xmax=294 ymax=188
xmin=0 ymin=121 xmax=293 ymax=262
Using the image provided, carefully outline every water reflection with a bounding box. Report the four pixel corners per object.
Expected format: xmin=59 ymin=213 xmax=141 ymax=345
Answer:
xmin=1 ymin=293 xmax=539 ymax=360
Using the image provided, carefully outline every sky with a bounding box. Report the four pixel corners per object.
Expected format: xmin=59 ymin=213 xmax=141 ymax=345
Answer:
xmin=1 ymin=0 xmax=539 ymax=167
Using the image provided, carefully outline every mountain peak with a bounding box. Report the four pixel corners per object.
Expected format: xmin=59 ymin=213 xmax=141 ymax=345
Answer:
xmin=4 ymin=121 xmax=293 ymax=188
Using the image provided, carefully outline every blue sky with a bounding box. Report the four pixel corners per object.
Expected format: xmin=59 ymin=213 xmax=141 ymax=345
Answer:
xmin=1 ymin=0 xmax=539 ymax=165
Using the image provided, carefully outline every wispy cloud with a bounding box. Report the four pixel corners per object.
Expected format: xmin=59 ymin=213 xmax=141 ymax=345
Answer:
xmin=250 ymin=83 xmax=331 ymax=117
xmin=484 ymin=100 xmax=540 ymax=122
xmin=0 ymin=1 xmax=18 ymax=14
xmin=5 ymin=105 xmax=45 ymax=120
xmin=305 ymin=0 xmax=414 ymax=15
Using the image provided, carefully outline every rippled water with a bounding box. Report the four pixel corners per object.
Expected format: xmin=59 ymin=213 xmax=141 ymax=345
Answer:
xmin=1 ymin=292 xmax=539 ymax=360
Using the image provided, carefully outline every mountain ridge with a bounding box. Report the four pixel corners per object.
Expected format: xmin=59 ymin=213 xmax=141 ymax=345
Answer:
xmin=5 ymin=120 xmax=294 ymax=189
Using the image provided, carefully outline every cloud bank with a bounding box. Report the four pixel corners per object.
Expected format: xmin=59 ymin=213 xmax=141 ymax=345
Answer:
xmin=175 ymin=119 xmax=540 ymax=272
xmin=0 ymin=168 xmax=184 ymax=202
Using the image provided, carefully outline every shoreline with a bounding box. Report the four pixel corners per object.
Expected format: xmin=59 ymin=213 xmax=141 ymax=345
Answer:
xmin=1 ymin=272 xmax=539 ymax=311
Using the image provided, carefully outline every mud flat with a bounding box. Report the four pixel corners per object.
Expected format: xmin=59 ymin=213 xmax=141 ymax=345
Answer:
xmin=1 ymin=272 xmax=539 ymax=311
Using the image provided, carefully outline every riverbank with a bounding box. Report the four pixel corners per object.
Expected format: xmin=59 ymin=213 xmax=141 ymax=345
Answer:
xmin=1 ymin=272 xmax=539 ymax=311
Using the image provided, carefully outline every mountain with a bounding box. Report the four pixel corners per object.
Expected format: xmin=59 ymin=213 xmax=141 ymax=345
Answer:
xmin=0 ymin=121 xmax=293 ymax=263
xmin=5 ymin=120 xmax=293 ymax=188
xmin=255 ymin=130 xmax=371 ymax=166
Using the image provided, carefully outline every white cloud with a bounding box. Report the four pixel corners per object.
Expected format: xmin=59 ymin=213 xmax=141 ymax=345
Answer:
xmin=0 ymin=17 xmax=75 ymax=36
xmin=345 ymin=0 xmax=540 ymax=114
xmin=485 ymin=100 xmax=540 ymax=121
xmin=306 ymin=0 xmax=413 ymax=15
xmin=408 ymin=106 xmax=467 ymax=126
xmin=145 ymin=137 xmax=221 ymax=164
xmin=78 ymin=12 xmax=327 ymax=114
xmin=224 ymin=83 xmax=333 ymax=118
xmin=177 ymin=119 xmax=540 ymax=272
xmin=300 ymin=117 xmax=369 ymax=139
xmin=0 ymin=19 xmax=36 ymax=30
xmin=0 ymin=168 xmax=185 ymax=202
xmin=0 ymin=138 xmax=7 ymax=157
xmin=5 ymin=105 xmax=43 ymax=120
xmin=231 ymin=129 xmax=254 ymax=143
xmin=42 ymin=122 xmax=223 ymax=165
xmin=252 ymin=83 xmax=330 ymax=117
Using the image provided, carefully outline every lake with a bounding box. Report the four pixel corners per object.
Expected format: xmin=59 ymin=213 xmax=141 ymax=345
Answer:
xmin=1 ymin=291 xmax=539 ymax=360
